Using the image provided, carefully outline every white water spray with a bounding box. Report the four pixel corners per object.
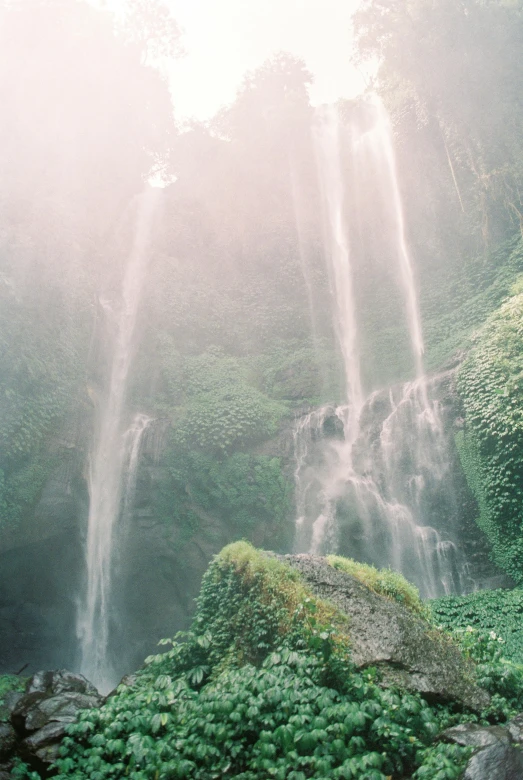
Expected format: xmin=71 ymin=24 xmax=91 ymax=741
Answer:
xmin=78 ymin=189 xmax=158 ymax=691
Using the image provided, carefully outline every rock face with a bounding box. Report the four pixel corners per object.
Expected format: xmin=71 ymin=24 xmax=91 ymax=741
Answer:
xmin=0 ymin=420 xmax=287 ymax=682
xmin=5 ymin=669 xmax=102 ymax=777
xmin=444 ymin=717 xmax=523 ymax=779
xmin=0 ymin=367 xmax=509 ymax=682
xmin=280 ymin=554 xmax=490 ymax=712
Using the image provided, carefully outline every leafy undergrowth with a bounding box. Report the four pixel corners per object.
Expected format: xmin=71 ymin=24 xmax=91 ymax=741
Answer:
xmin=56 ymin=655 xmax=470 ymax=780
xmin=0 ymin=673 xmax=25 ymax=721
xmin=327 ymin=555 xmax=428 ymax=618
xmin=47 ymin=545 xmax=523 ymax=779
xmin=431 ymin=589 xmax=523 ymax=664
xmin=457 ymin=286 xmax=523 ymax=583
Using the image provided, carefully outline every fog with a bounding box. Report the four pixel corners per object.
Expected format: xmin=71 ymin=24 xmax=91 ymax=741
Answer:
xmin=1 ymin=0 xmax=523 ymax=694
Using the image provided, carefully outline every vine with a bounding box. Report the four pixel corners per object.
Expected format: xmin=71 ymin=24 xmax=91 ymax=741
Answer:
xmin=457 ymin=284 xmax=523 ymax=580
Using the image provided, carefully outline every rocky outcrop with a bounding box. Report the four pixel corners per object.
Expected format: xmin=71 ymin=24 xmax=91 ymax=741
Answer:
xmin=444 ymin=716 xmax=523 ymax=779
xmin=280 ymin=554 xmax=490 ymax=712
xmin=2 ymin=669 xmax=102 ymax=777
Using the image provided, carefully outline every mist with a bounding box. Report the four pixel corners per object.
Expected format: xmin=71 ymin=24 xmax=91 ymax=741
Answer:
xmin=2 ymin=1 xmax=523 ymax=776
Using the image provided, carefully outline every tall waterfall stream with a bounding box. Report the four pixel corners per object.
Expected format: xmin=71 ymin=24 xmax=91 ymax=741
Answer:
xmin=77 ymin=189 xmax=158 ymax=691
xmin=295 ymin=99 xmax=467 ymax=598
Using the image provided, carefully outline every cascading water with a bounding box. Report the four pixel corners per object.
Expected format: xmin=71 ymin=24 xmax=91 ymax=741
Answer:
xmin=294 ymin=99 xmax=468 ymax=597
xmin=307 ymin=106 xmax=365 ymax=551
xmin=77 ymin=189 xmax=158 ymax=691
xmin=359 ymin=96 xmax=425 ymax=374
xmin=121 ymin=413 xmax=153 ymax=524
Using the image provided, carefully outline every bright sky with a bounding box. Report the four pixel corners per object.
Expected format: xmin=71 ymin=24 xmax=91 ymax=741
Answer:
xmin=97 ymin=0 xmax=367 ymax=120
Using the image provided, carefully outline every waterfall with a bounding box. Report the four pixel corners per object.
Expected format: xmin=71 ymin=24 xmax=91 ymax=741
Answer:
xmin=295 ymin=99 xmax=467 ymax=597
xmin=358 ymin=96 xmax=425 ymax=372
xmin=314 ymin=106 xmax=364 ymax=434
xmin=121 ymin=413 xmax=153 ymax=523
xmin=77 ymin=189 xmax=158 ymax=692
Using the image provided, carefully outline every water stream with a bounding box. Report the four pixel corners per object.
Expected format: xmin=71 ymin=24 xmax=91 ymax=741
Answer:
xmin=295 ymin=99 xmax=467 ymax=597
xmin=77 ymin=189 xmax=158 ymax=691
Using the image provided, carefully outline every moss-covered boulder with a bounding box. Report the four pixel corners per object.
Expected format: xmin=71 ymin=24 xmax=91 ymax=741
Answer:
xmin=280 ymin=554 xmax=489 ymax=712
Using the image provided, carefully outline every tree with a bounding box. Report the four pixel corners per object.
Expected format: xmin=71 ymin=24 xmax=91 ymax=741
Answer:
xmin=122 ymin=0 xmax=183 ymax=63
xmin=353 ymin=0 xmax=523 ymax=244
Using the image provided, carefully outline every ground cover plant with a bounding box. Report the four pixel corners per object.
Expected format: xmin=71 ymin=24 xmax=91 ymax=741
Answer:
xmin=431 ymin=588 xmax=523 ymax=665
xmin=46 ymin=545 xmax=523 ymax=779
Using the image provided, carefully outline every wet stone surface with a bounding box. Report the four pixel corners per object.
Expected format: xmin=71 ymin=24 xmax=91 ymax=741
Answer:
xmin=444 ymin=720 xmax=523 ymax=780
xmin=279 ymin=554 xmax=490 ymax=712
xmin=9 ymin=669 xmax=102 ymax=777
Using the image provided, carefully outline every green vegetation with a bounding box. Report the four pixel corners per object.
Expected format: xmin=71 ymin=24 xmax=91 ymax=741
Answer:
xmin=422 ymin=237 xmax=523 ymax=370
xmin=431 ymin=589 xmax=523 ymax=665
xmin=151 ymin=346 xmax=291 ymax=455
xmin=327 ymin=555 xmax=427 ymax=618
xmin=151 ymin=450 xmax=292 ymax=551
xmin=457 ymin=288 xmax=523 ymax=581
xmin=49 ymin=544 xmax=523 ymax=779
xmin=0 ymin=673 xmax=25 ymax=722
xmin=55 ymin=659 xmax=470 ymax=780
xmin=0 ymin=0 xmax=174 ymax=530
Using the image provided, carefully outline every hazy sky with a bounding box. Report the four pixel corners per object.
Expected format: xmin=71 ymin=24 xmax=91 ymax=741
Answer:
xmin=98 ymin=0 xmax=367 ymax=119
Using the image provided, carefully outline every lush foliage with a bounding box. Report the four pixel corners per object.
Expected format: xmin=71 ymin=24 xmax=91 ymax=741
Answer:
xmin=450 ymin=626 xmax=523 ymax=722
xmin=0 ymin=673 xmax=25 ymax=721
xmin=10 ymin=759 xmax=41 ymax=780
xmin=153 ymin=346 xmax=290 ymax=455
xmin=431 ymin=588 xmax=523 ymax=664
xmin=55 ymin=654 xmax=471 ymax=780
xmin=422 ymin=236 xmax=523 ymax=370
xmin=327 ymin=555 xmax=427 ymax=618
xmin=457 ymin=286 xmax=523 ymax=580
xmin=51 ymin=544 xmax=523 ymax=778
xmin=154 ymin=450 xmax=292 ymax=547
xmin=54 ymin=543 xmax=477 ymax=779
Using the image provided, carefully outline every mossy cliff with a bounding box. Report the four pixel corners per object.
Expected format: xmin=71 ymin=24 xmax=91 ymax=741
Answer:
xmin=456 ymin=275 xmax=523 ymax=583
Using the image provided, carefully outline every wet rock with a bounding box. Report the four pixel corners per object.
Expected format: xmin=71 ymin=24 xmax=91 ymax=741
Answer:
xmin=25 ymin=670 xmax=98 ymax=698
xmin=4 ymin=689 xmax=23 ymax=712
xmin=444 ymin=720 xmax=523 ymax=779
xmin=12 ymin=670 xmax=102 ymax=776
xmin=444 ymin=723 xmax=512 ymax=748
xmin=13 ymin=670 xmax=101 ymax=735
xmin=0 ymin=723 xmax=16 ymax=761
xmin=21 ymin=721 xmax=69 ymax=768
xmin=507 ymin=713 xmax=523 ymax=743
xmin=0 ymin=688 xmax=22 ymax=724
xmin=279 ymin=554 xmax=490 ymax=712
xmin=20 ymin=690 xmax=102 ymax=732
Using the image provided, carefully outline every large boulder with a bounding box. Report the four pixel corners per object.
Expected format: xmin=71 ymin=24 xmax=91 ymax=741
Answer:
xmin=11 ymin=669 xmax=102 ymax=776
xmin=280 ymin=554 xmax=490 ymax=712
